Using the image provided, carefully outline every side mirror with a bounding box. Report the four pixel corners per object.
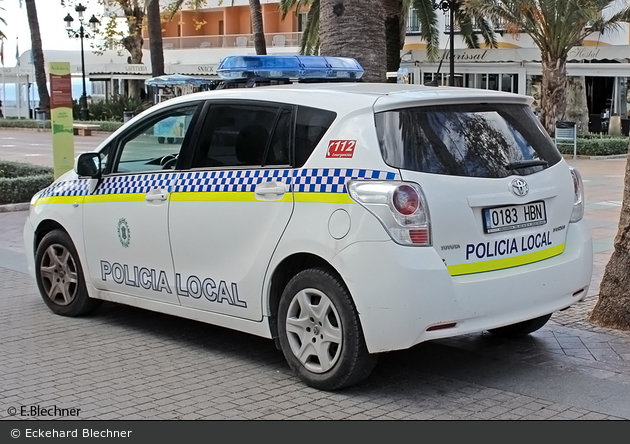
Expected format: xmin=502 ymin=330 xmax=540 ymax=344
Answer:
xmin=75 ymin=152 xmax=102 ymax=178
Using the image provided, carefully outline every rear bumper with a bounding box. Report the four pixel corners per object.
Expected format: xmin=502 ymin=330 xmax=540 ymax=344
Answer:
xmin=331 ymin=220 xmax=593 ymax=353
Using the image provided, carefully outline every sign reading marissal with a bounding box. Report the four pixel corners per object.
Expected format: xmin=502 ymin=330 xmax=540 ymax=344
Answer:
xmin=49 ymin=62 xmax=74 ymax=179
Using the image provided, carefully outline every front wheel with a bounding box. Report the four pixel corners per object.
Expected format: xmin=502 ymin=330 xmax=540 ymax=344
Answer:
xmin=35 ymin=230 xmax=101 ymax=317
xmin=277 ymin=268 xmax=377 ymax=390
xmin=488 ymin=314 xmax=552 ymax=338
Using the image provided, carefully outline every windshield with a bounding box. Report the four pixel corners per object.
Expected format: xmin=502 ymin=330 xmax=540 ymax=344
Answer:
xmin=375 ymin=103 xmax=561 ymax=178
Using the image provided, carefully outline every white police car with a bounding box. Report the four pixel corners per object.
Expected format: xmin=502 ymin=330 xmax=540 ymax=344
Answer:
xmin=24 ymin=55 xmax=593 ymax=390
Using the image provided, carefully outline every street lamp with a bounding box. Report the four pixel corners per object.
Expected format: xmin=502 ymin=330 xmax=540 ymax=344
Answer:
xmin=432 ymin=0 xmax=455 ymax=86
xmin=64 ymin=4 xmax=100 ymax=121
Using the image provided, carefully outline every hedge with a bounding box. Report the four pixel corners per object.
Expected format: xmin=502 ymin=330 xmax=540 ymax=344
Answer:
xmin=557 ymin=137 xmax=629 ymax=156
xmin=0 ymin=118 xmax=123 ymax=133
xmin=0 ymin=161 xmax=54 ymax=205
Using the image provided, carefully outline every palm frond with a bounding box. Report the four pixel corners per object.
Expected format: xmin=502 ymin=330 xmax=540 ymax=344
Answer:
xmin=413 ymin=0 xmax=440 ymax=61
xmin=456 ymin=9 xmax=480 ymax=48
xmin=300 ymin=0 xmax=319 ymax=55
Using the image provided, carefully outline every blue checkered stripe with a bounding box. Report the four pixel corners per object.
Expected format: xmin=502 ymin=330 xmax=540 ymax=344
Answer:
xmin=173 ymin=170 xmax=293 ymax=193
xmin=95 ymin=173 xmax=179 ymax=195
xmin=293 ymin=169 xmax=397 ymax=193
xmin=39 ymin=179 xmax=90 ymax=198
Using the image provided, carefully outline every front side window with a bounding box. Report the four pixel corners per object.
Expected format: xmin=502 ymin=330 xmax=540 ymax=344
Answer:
xmin=112 ymin=105 xmax=198 ymax=174
xmin=376 ymin=103 xmax=561 ymax=178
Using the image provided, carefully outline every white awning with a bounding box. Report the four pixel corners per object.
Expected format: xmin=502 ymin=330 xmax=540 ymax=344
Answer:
xmin=408 ymin=45 xmax=630 ymax=64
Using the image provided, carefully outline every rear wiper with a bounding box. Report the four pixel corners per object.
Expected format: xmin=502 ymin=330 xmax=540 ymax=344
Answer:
xmin=505 ymin=160 xmax=549 ymax=171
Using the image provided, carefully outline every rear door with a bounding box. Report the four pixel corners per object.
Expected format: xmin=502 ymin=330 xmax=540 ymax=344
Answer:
xmin=168 ymin=101 xmax=294 ymax=320
xmin=375 ymin=102 xmax=573 ymax=276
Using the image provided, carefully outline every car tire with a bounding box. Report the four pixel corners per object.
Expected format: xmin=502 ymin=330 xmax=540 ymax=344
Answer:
xmin=277 ymin=268 xmax=377 ymax=390
xmin=35 ymin=230 xmax=101 ymax=317
xmin=488 ymin=313 xmax=552 ymax=338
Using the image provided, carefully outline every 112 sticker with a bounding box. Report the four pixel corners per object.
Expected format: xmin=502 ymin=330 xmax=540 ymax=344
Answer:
xmin=327 ymin=140 xmax=356 ymax=158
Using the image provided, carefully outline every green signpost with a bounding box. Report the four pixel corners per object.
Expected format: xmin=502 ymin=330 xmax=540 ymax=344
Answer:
xmin=49 ymin=62 xmax=75 ymax=179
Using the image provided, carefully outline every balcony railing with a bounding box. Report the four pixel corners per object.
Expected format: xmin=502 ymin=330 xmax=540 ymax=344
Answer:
xmin=160 ymin=32 xmax=303 ymax=50
xmin=406 ymin=7 xmax=506 ymax=35
xmin=444 ymin=12 xmax=505 ymax=34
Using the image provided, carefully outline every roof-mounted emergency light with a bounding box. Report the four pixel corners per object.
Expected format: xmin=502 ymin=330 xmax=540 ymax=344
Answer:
xmin=216 ymin=55 xmax=364 ymax=81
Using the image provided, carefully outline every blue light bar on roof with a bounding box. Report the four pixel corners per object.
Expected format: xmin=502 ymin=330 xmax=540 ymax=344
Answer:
xmin=216 ymin=55 xmax=364 ymax=81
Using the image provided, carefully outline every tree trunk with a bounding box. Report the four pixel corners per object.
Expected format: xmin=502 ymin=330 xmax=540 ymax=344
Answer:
xmin=121 ymin=2 xmax=145 ymax=99
xmin=147 ymin=0 xmax=165 ymax=77
xmin=25 ymin=0 xmax=50 ymax=118
xmin=540 ymin=53 xmax=567 ymax=136
xmin=383 ymin=0 xmax=403 ymax=83
xmin=320 ymin=0 xmax=386 ymax=82
xmin=250 ymin=0 xmax=267 ymax=55
xmin=566 ymin=76 xmax=589 ymax=135
xmin=589 ymin=140 xmax=630 ymax=331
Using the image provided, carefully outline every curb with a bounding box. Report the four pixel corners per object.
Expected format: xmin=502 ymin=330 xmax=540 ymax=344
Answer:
xmin=563 ymin=154 xmax=628 ymax=160
xmin=0 ymin=203 xmax=29 ymax=213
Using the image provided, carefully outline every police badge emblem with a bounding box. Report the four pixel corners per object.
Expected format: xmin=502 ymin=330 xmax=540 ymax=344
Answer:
xmin=117 ymin=218 xmax=131 ymax=248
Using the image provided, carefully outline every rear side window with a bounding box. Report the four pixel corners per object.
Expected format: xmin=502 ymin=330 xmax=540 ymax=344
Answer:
xmin=192 ymin=103 xmax=290 ymax=168
xmin=375 ymin=104 xmax=561 ymax=178
xmin=294 ymin=106 xmax=336 ymax=167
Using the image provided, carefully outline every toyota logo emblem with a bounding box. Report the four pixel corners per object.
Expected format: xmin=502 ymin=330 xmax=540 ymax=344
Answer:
xmin=510 ymin=178 xmax=529 ymax=196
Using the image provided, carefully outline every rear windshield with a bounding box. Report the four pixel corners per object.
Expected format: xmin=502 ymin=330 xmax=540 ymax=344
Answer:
xmin=375 ymin=103 xmax=561 ymax=178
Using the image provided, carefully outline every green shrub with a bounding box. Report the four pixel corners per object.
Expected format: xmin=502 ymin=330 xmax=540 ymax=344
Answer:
xmin=0 ymin=175 xmax=55 ymax=205
xmin=86 ymin=95 xmax=153 ymax=122
xmin=0 ymin=161 xmax=53 ymax=178
xmin=0 ymin=161 xmax=54 ymax=205
xmin=0 ymin=118 xmax=123 ymax=132
xmin=96 ymin=121 xmax=125 ymax=132
xmin=0 ymin=119 xmax=51 ymax=129
xmin=558 ymin=137 xmax=629 ymax=156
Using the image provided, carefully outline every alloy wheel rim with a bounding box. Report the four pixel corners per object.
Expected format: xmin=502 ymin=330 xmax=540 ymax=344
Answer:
xmin=285 ymin=288 xmax=342 ymax=373
xmin=39 ymin=243 xmax=79 ymax=306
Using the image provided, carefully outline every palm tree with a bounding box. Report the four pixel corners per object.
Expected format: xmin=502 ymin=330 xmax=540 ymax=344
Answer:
xmin=464 ymin=0 xmax=630 ymax=136
xmin=278 ymin=0 xmax=319 ymax=54
xmin=146 ymin=0 xmax=165 ymax=77
xmin=283 ymin=0 xmax=495 ymax=81
xmin=22 ymin=0 xmax=50 ymax=117
xmin=320 ymin=0 xmax=387 ymax=82
xmin=417 ymin=0 xmax=497 ymax=62
xmin=250 ymin=0 xmax=267 ymax=54
xmin=280 ymin=0 xmax=412 ymax=62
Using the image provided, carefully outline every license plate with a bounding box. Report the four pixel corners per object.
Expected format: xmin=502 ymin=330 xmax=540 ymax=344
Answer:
xmin=483 ymin=201 xmax=547 ymax=233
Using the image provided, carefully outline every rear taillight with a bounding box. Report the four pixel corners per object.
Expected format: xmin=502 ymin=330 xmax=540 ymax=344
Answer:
xmin=569 ymin=167 xmax=584 ymax=223
xmin=392 ymin=185 xmax=419 ymax=215
xmin=348 ymin=180 xmax=431 ymax=246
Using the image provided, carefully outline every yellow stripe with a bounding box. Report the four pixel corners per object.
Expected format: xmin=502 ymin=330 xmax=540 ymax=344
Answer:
xmin=447 ymin=244 xmax=565 ymax=276
xmin=294 ymin=192 xmax=354 ymax=204
xmin=34 ymin=196 xmax=85 ymax=206
xmin=170 ymin=191 xmax=293 ymax=203
xmin=35 ymin=191 xmax=351 ymax=205
xmin=84 ymin=193 xmax=148 ymax=203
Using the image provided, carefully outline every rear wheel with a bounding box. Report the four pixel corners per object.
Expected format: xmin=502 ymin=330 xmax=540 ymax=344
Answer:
xmin=277 ymin=268 xmax=377 ymax=390
xmin=488 ymin=314 xmax=552 ymax=337
xmin=35 ymin=230 xmax=101 ymax=317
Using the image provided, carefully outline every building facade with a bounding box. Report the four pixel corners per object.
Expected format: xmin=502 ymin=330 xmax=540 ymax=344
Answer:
xmin=3 ymin=0 xmax=630 ymax=129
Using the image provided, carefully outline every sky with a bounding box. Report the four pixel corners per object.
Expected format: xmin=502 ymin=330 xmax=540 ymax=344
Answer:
xmin=1 ymin=0 xmax=102 ymax=67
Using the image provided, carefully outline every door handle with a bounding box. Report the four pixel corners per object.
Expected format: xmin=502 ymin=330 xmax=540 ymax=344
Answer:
xmin=145 ymin=189 xmax=168 ymax=202
xmin=254 ymin=181 xmax=288 ymax=200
